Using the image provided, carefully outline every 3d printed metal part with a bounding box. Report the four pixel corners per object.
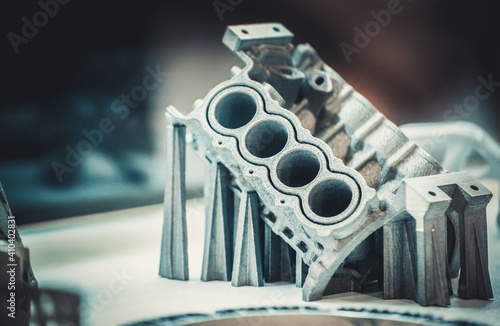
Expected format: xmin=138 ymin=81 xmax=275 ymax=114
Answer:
xmin=159 ymin=23 xmax=494 ymax=307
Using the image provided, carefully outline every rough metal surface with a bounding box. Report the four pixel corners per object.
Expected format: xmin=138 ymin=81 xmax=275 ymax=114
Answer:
xmin=385 ymin=172 xmax=493 ymax=306
xmin=16 ymin=191 xmax=499 ymax=325
xmin=401 ymin=121 xmax=500 ymax=228
xmin=159 ymin=23 xmax=494 ymax=307
xmin=201 ymin=162 xmax=233 ymax=282
xmin=231 ymin=191 xmax=263 ymax=287
xmin=159 ymin=124 xmax=189 ymax=281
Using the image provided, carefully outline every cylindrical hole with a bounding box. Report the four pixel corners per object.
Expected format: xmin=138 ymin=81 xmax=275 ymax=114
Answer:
xmin=471 ymin=185 xmax=479 ymax=191
xmin=213 ymin=92 xmax=257 ymax=129
xmin=245 ymin=121 xmax=288 ymax=158
xmin=273 ymin=27 xmax=280 ymax=32
xmin=315 ymin=76 xmax=325 ymax=85
xmin=277 ymin=150 xmax=320 ymax=187
xmin=241 ymin=29 xmax=249 ymax=34
xmin=429 ymin=191 xmax=437 ymax=197
xmin=309 ymin=179 xmax=353 ymax=217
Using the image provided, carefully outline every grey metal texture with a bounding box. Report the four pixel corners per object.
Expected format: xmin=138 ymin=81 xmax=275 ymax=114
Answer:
xmin=164 ymin=26 xmax=381 ymax=300
xmin=201 ymin=162 xmax=233 ymax=282
xmin=264 ymin=223 xmax=295 ymax=284
xmin=159 ymin=124 xmax=189 ymax=281
xmin=159 ymin=23 xmax=494 ymax=307
xmin=231 ymin=190 xmax=264 ymax=287
xmin=385 ymin=172 xmax=493 ymax=306
xmin=401 ymin=121 xmax=500 ymax=228
xmin=222 ymin=23 xmax=294 ymax=52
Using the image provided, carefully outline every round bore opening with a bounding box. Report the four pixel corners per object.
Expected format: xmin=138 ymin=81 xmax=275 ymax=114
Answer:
xmin=315 ymin=76 xmax=325 ymax=85
xmin=273 ymin=27 xmax=280 ymax=32
xmin=470 ymin=185 xmax=479 ymax=191
xmin=214 ymin=92 xmax=257 ymax=129
xmin=245 ymin=121 xmax=288 ymax=158
xmin=277 ymin=150 xmax=320 ymax=187
xmin=241 ymin=29 xmax=249 ymax=34
xmin=309 ymin=179 xmax=353 ymax=218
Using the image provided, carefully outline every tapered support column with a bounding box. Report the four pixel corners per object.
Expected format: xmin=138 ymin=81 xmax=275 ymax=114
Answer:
xmin=201 ymin=162 xmax=233 ymax=281
xmin=383 ymin=217 xmax=417 ymax=300
xmin=384 ymin=177 xmax=452 ymax=307
xmin=159 ymin=123 xmax=189 ymax=280
xmin=451 ymin=183 xmax=493 ymax=300
xmin=232 ymin=191 xmax=264 ymax=287
xmin=414 ymin=200 xmax=451 ymax=307
xmin=264 ymin=223 xmax=294 ymax=283
xmin=384 ymin=172 xmax=495 ymax=306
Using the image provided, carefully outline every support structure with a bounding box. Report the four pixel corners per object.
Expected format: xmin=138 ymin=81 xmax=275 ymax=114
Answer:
xmin=159 ymin=23 xmax=495 ymax=307
xmin=295 ymin=254 xmax=309 ymax=288
xmin=264 ymin=223 xmax=295 ymax=284
xmin=451 ymin=183 xmax=493 ymax=299
xmin=232 ymin=191 xmax=264 ymax=287
xmin=201 ymin=162 xmax=233 ymax=281
xmin=384 ymin=172 xmax=493 ymax=306
xmin=159 ymin=124 xmax=189 ymax=281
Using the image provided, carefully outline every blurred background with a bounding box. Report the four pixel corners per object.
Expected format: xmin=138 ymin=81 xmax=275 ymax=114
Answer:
xmin=1 ymin=0 xmax=499 ymax=224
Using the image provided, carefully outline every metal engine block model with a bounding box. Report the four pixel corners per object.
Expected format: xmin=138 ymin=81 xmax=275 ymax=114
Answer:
xmin=159 ymin=23 xmax=494 ymax=307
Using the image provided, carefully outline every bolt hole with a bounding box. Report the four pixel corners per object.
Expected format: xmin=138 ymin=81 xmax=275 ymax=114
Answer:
xmin=428 ymin=191 xmax=437 ymax=197
xmin=217 ymin=141 xmax=223 ymax=145
xmin=249 ymin=170 xmax=254 ymax=175
xmin=315 ymin=76 xmax=325 ymax=85
xmin=280 ymin=199 xmax=285 ymax=204
xmin=241 ymin=29 xmax=249 ymax=34
xmin=273 ymin=27 xmax=280 ymax=32
xmin=471 ymin=185 xmax=479 ymax=191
